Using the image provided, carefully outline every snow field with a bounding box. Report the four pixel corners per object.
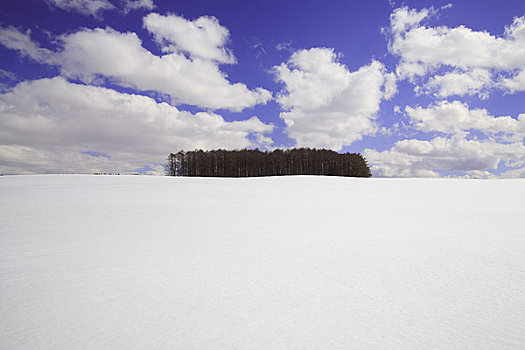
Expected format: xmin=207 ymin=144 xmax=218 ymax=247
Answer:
xmin=1 ymin=175 xmax=525 ymax=349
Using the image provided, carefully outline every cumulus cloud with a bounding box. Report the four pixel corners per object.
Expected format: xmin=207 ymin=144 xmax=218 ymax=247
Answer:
xmin=502 ymin=68 xmax=525 ymax=93
xmin=143 ymin=13 xmax=235 ymax=64
xmin=44 ymin=0 xmax=115 ymax=17
xmin=0 ymin=77 xmax=273 ymax=174
xmin=383 ymin=72 xmax=398 ymax=100
xmin=460 ymin=170 xmax=498 ymax=179
xmin=500 ymin=166 xmax=525 ymax=178
xmin=0 ymin=24 xmax=271 ymax=111
xmin=364 ymin=133 xmax=525 ymax=177
xmin=404 ymin=101 xmax=525 ymax=141
xmin=389 ymin=6 xmax=525 ymax=96
xmin=391 ymin=8 xmax=525 ymax=72
xmin=57 ymin=27 xmax=271 ymax=110
xmin=274 ymin=48 xmax=393 ymax=150
xmin=390 ymin=5 xmax=431 ymax=35
xmin=367 ymin=100 xmax=525 ymax=177
xmin=361 ymin=6 xmax=525 ymax=177
xmin=420 ymin=69 xmax=493 ymax=99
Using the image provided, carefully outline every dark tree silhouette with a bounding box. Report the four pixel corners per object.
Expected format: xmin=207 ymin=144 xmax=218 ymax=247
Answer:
xmin=166 ymin=148 xmax=372 ymax=177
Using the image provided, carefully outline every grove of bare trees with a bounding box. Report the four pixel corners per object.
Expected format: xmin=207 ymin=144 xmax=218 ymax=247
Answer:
xmin=167 ymin=148 xmax=371 ymax=177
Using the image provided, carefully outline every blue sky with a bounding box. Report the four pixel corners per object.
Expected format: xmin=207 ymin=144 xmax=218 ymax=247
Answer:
xmin=1 ymin=0 xmax=524 ymax=177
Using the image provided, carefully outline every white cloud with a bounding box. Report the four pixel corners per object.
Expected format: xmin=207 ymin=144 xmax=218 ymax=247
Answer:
xmin=274 ymin=48 xmax=393 ymax=150
xmin=421 ymin=68 xmax=493 ymax=99
xmin=0 ymin=25 xmax=271 ymax=111
xmin=500 ymin=166 xmax=525 ymax=178
xmin=374 ymin=8 xmax=525 ymax=177
xmin=58 ymin=27 xmax=271 ymax=111
xmin=390 ymin=6 xmax=430 ymax=35
xmin=0 ymin=69 xmax=18 ymax=91
xmin=0 ymin=77 xmax=273 ymax=174
xmin=122 ymin=0 xmax=155 ymax=14
xmin=44 ymin=0 xmax=115 ymax=17
xmin=404 ymin=101 xmax=525 ymax=141
xmin=276 ymin=41 xmax=293 ymax=52
xmin=383 ymin=72 xmax=398 ymax=100
xmin=0 ymin=69 xmax=17 ymax=81
xmin=460 ymin=170 xmax=497 ymax=179
xmin=389 ymin=6 xmax=525 ymax=96
xmin=502 ymin=68 xmax=525 ymax=93
xmin=366 ymin=98 xmax=525 ymax=177
xmin=45 ymin=0 xmax=156 ymax=16
xmin=392 ymin=9 xmax=525 ymax=72
xmin=0 ymin=145 xmax=115 ymax=175
xmin=0 ymin=26 xmax=52 ymax=62
xmin=143 ymin=13 xmax=235 ymax=64
xmin=389 ymin=4 xmax=452 ymax=36
xmin=364 ymin=133 xmax=525 ymax=177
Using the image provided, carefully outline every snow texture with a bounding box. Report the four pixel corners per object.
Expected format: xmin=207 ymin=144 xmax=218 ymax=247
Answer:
xmin=1 ymin=175 xmax=525 ymax=349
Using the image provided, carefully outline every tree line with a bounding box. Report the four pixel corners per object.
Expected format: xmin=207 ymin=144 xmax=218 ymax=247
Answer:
xmin=166 ymin=148 xmax=371 ymax=177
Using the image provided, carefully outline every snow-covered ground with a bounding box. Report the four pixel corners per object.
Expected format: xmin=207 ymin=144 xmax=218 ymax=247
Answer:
xmin=1 ymin=175 xmax=524 ymax=349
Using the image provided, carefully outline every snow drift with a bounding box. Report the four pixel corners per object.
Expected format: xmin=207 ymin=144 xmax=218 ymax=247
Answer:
xmin=1 ymin=175 xmax=524 ymax=349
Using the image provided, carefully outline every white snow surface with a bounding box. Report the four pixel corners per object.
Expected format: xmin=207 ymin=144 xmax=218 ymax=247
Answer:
xmin=1 ymin=175 xmax=525 ymax=349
